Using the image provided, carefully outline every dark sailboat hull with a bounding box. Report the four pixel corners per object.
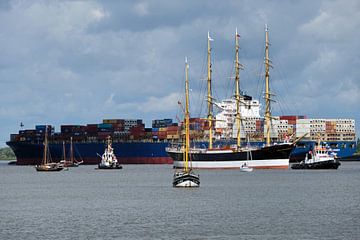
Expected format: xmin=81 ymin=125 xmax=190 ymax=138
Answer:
xmin=97 ymin=163 xmax=123 ymax=169
xmin=173 ymin=171 xmax=200 ymax=187
xmin=168 ymin=143 xmax=294 ymax=169
xmin=35 ymin=163 xmax=64 ymax=171
xmin=291 ymin=160 xmax=341 ymax=170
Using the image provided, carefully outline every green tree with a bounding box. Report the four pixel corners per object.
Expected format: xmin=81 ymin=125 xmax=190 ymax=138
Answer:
xmin=0 ymin=147 xmax=16 ymax=160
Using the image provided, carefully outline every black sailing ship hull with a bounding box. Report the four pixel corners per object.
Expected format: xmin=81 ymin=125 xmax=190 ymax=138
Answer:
xmin=291 ymin=160 xmax=341 ymax=170
xmin=173 ymin=171 xmax=200 ymax=187
xmin=168 ymin=143 xmax=294 ymax=169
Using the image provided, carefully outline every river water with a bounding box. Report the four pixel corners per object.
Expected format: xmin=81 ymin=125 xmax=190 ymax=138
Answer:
xmin=0 ymin=161 xmax=359 ymax=240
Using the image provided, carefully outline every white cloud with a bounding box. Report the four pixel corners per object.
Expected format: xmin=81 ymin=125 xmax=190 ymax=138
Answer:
xmin=91 ymin=7 xmax=108 ymax=21
xmin=138 ymin=93 xmax=180 ymax=113
xmin=299 ymin=0 xmax=360 ymax=42
xmin=1 ymin=0 xmax=360 ymax=145
xmin=133 ymin=2 xmax=149 ymax=16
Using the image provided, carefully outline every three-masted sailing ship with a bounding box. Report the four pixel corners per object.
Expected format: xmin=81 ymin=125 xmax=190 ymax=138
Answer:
xmin=35 ymin=126 xmax=64 ymax=172
xmin=172 ymin=58 xmax=200 ymax=187
xmin=167 ymin=26 xmax=294 ymax=169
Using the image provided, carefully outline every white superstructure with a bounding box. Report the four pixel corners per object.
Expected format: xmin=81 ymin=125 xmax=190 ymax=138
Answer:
xmin=214 ymin=96 xmax=260 ymax=139
xmin=296 ymin=118 xmax=356 ymax=141
xmin=213 ymin=97 xmax=356 ymax=142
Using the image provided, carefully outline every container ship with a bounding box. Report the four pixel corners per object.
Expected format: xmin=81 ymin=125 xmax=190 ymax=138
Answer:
xmin=7 ymin=119 xmax=176 ymax=165
xmin=6 ymin=115 xmax=357 ymax=165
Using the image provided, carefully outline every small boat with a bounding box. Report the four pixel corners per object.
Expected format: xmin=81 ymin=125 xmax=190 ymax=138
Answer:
xmin=35 ymin=127 xmax=64 ymax=172
xmin=98 ymin=136 xmax=122 ymax=169
xmin=173 ymin=170 xmax=200 ymax=187
xmin=59 ymin=137 xmax=83 ymax=167
xmin=36 ymin=162 xmax=64 ymax=171
xmin=172 ymin=58 xmax=200 ymax=187
xmin=240 ymin=163 xmax=253 ymax=172
xmin=291 ymin=145 xmax=341 ymax=170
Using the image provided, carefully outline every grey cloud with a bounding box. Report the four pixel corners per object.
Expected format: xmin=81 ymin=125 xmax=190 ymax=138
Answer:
xmin=0 ymin=0 xmax=359 ymax=145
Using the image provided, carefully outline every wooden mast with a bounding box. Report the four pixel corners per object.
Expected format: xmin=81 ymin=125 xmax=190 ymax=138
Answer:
xmin=70 ymin=137 xmax=74 ymax=164
xmin=43 ymin=126 xmax=48 ymax=165
xmin=264 ymin=24 xmax=271 ymax=146
xmin=235 ymin=28 xmax=243 ymax=149
xmin=62 ymin=141 xmax=66 ymax=162
xmin=184 ymin=57 xmax=190 ymax=173
xmin=207 ymin=31 xmax=213 ymax=149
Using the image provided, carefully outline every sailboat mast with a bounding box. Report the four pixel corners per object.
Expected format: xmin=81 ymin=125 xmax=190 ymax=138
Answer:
xmin=62 ymin=141 xmax=66 ymax=162
xmin=264 ymin=24 xmax=271 ymax=146
xmin=184 ymin=58 xmax=190 ymax=173
xmin=207 ymin=31 xmax=213 ymax=149
xmin=70 ymin=137 xmax=74 ymax=164
xmin=235 ymin=28 xmax=241 ymax=149
xmin=43 ymin=126 xmax=48 ymax=165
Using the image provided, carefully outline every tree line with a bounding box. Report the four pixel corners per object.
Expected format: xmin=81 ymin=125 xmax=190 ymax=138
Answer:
xmin=0 ymin=147 xmax=16 ymax=160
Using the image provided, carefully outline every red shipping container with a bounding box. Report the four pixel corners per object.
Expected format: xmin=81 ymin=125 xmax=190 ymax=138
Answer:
xmin=167 ymin=126 xmax=179 ymax=131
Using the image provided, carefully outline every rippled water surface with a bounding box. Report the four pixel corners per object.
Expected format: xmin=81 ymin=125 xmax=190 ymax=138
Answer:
xmin=0 ymin=161 xmax=359 ymax=239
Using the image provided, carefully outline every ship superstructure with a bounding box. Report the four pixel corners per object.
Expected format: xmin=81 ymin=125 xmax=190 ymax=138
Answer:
xmin=213 ymin=98 xmax=356 ymax=144
xmin=214 ymin=96 xmax=260 ymax=140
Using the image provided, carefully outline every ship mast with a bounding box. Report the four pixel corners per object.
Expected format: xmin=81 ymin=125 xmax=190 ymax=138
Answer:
xmin=264 ymin=24 xmax=271 ymax=146
xmin=207 ymin=31 xmax=214 ymax=149
xmin=184 ymin=57 xmax=190 ymax=173
xmin=62 ymin=141 xmax=66 ymax=162
xmin=70 ymin=137 xmax=74 ymax=164
xmin=43 ymin=126 xmax=48 ymax=165
xmin=235 ymin=28 xmax=243 ymax=149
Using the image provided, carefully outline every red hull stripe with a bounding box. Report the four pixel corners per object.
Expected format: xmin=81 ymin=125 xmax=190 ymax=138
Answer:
xmin=174 ymin=166 xmax=289 ymax=170
xmin=16 ymin=157 xmax=173 ymax=165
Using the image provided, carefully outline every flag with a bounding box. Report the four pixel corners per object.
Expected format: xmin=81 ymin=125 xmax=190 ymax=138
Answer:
xmin=208 ymin=31 xmax=214 ymax=41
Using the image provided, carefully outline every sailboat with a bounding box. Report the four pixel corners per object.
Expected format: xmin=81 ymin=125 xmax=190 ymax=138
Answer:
xmin=60 ymin=137 xmax=83 ymax=167
xmin=172 ymin=58 xmax=200 ymax=187
xmin=240 ymin=163 xmax=253 ymax=172
xmin=98 ymin=136 xmax=122 ymax=169
xmin=167 ymin=26 xmax=295 ymax=169
xmin=35 ymin=126 xmax=64 ymax=172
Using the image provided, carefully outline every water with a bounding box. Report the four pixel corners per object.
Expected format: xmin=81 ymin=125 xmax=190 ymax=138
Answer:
xmin=0 ymin=161 xmax=359 ymax=240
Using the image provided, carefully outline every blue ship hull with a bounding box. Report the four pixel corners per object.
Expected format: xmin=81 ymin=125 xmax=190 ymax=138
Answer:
xmin=7 ymin=140 xmax=357 ymax=165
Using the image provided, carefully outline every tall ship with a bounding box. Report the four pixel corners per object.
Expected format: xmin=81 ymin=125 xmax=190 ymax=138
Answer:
xmin=167 ymin=28 xmax=295 ymax=169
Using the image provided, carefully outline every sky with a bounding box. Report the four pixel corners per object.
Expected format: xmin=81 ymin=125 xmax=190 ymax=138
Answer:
xmin=0 ymin=0 xmax=359 ymax=146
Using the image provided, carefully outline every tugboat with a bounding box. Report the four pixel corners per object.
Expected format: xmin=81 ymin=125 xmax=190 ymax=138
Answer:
xmin=291 ymin=145 xmax=341 ymax=170
xmin=172 ymin=58 xmax=200 ymax=187
xmin=98 ymin=136 xmax=122 ymax=169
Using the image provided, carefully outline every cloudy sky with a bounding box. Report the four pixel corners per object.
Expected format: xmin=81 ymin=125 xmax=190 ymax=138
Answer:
xmin=0 ymin=0 xmax=359 ymax=146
